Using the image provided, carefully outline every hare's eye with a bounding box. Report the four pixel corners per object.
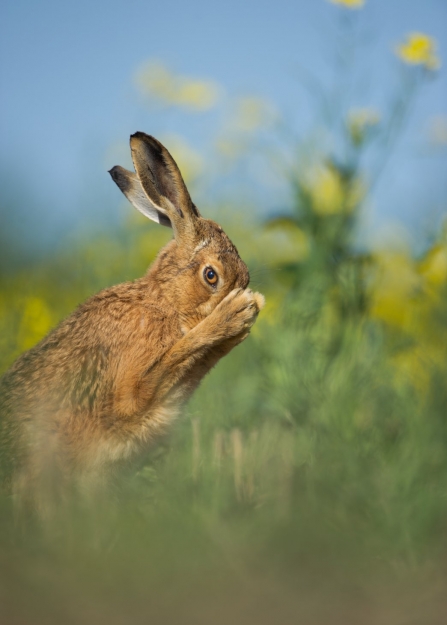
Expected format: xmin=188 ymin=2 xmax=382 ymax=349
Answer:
xmin=204 ymin=266 xmax=218 ymax=286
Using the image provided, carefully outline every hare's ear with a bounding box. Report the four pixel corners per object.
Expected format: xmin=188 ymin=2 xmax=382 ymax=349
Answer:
xmin=109 ymin=166 xmax=172 ymax=228
xmin=129 ymin=132 xmax=200 ymax=237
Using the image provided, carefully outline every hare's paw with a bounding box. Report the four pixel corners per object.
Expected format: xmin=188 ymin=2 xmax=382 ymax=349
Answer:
xmin=252 ymin=291 xmax=265 ymax=311
xmin=214 ymin=288 xmax=264 ymax=339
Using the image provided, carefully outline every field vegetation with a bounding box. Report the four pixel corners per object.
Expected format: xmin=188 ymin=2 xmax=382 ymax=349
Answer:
xmin=1 ymin=3 xmax=446 ymax=623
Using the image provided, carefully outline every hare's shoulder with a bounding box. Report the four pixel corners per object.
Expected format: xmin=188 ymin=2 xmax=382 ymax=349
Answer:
xmin=1 ymin=280 xmax=180 ymax=407
xmin=49 ymin=278 xmax=175 ymax=346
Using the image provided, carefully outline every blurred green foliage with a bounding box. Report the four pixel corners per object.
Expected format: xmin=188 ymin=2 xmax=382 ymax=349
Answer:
xmin=1 ymin=4 xmax=446 ymax=623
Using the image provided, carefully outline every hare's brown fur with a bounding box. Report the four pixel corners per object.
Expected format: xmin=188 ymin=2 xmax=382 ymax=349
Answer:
xmin=0 ymin=133 xmax=264 ymax=506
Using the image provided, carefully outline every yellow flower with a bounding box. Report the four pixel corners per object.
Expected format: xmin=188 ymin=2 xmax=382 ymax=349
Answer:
xmin=369 ymin=251 xmax=421 ymax=330
xmin=302 ymin=165 xmax=365 ymax=216
xmin=396 ymin=33 xmax=441 ymax=70
xmin=18 ymin=297 xmax=54 ymax=351
xmin=369 ymin=242 xmax=447 ymax=394
xmin=312 ymin=167 xmax=344 ymax=215
xmin=329 ymin=0 xmax=365 ymax=8
xmin=135 ymin=61 xmax=220 ymax=111
xmin=418 ymin=244 xmax=447 ymax=286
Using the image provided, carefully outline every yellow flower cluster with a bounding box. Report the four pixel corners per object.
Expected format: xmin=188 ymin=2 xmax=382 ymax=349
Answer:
xmin=396 ymin=33 xmax=441 ymax=70
xmin=419 ymin=244 xmax=447 ymax=287
xmin=329 ymin=0 xmax=365 ymax=8
xmin=369 ymin=237 xmax=447 ymax=391
xmin=302 ymin=165 xmax=365 ymax=216
xmin=135 ymin=61 xmax=220 ymax=111
xmin=18 ymin=296 xmax=54 ymax=352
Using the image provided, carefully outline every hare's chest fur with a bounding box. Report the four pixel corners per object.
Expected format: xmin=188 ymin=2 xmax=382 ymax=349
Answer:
xmin=89 ymin=404 xmax=182 ymax=470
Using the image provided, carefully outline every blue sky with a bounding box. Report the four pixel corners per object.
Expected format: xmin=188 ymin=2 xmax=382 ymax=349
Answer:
xmin=1 ymin=0 xmax=446 ymax=253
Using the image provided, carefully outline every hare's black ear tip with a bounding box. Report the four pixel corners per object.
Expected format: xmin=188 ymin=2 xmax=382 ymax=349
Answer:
xmin=130 ymin=131 xmax=159 ymax=148
xmin=108 ymin=167 xmax=130 ymax=192
xmin=131 ymin=131 xmax=148 ymax=142
xmin=108 ymin=166 xmax=119 ymax=181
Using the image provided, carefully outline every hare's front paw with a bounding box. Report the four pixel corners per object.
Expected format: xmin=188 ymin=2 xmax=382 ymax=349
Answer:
xmin=213 ymin=288 xmax=265 ymax=340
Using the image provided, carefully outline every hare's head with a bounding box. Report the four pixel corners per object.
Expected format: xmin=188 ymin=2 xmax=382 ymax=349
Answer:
xmin=110 ymin=133 xmax=250 ymax=324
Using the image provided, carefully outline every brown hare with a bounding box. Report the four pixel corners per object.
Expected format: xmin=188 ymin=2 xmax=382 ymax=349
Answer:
xmin=0 ymin=132 xmax=264 ymax=509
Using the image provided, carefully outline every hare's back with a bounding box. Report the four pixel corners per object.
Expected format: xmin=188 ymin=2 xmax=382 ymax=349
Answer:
xmin=0 ymin=278 xmax=178 ymax=423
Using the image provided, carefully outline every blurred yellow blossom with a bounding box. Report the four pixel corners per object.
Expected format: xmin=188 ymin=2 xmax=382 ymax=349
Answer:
xmin=347 ymin=108 xmax=380 ymax=146
xmin=368 ymin=248 xmax=440 ymax=392
xmin=369 ymin=251 xmax=421 ymax=330
xmin=135 ymin=61 xmax=220 ymax=111
xmin=329 ymin=0 xmax=365 ymax=8
xmin=367 ymin=238 xmax=447 ymax=392
xmin=310 ymin=167 xmax=344 ymax=215
xmin=396 ymin=33 xmax=441 ymax=70
xmin=418 ymin=244 xmax=447 ymax=287
xmin=302 ymin=165 xmax=365 ymax=215
xmin=18 ymin=296 xmax=54 ymax=352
